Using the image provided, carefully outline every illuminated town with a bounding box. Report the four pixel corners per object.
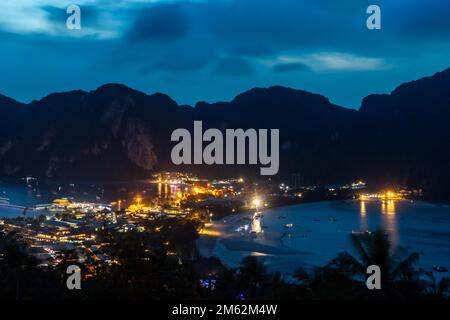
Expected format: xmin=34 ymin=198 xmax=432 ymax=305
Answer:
xmin=2 ymin=1 xmax=450 ymax=305
xmin=0 ymin=172 xmax=423 ymax=277
xmin=0 ymin=173 xmax=255 ymax=272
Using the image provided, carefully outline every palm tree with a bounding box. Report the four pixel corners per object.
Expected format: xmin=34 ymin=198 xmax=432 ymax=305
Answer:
xmin=293 ymin=266 xmax=363 ymax=300
xmin=237 ymin=256 xmax=270 ymax=299
xmin=424 ymin=272 xmax=450 ymax=299
xmin=326 ymin=229 xmax=425 ymax=299
xmin=0 ymin=231 xmax=38 ymax=299
xmin=213 ymin=266 xmax=239 ymax=299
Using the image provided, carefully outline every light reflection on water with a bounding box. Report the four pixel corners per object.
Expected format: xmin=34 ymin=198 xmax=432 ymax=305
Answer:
xmin=200 ymin=200 xmax=450 ymax=274
xmin=359 ymin=201 xmax=368 ymax=230
xmin=359 ymin=200 xmax=398 ymax=247
xmin=381 ymin=200 xmax=398 ymax=247
xmin=251 ymin=212 xmax=263 ymax=233
xmin=360 ymin=200 xmax=366 ymax=215
xmin=0 ymin=180 xmax=181 ymax=218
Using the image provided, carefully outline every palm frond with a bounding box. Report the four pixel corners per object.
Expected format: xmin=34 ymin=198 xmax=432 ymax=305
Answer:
xmin=349 ymin=234 xmax=371 ymax=266
xmin=327 ymin=252 xmax=366 ymax=275
xmin=437 ymin=277 xmax=450 ymax=296
xmin=391 ymin=252 xmax=421 ymax=279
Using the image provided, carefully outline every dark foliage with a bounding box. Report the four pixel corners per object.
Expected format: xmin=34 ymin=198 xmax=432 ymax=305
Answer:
xmin=0 ymin=226 xmax=448 ymax=300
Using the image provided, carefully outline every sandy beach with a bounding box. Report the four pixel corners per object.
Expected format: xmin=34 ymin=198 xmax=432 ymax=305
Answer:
xmin=197 ymin=200 xmax=450 ymax=276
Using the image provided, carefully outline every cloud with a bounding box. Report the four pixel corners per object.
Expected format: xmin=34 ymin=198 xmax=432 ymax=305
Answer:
xmin=0 ymin=1 xmax=153 ymax=39
xmin=271 ymin=53 xmax=386 ymax=72
xmin=273 ymin=62 xmax=309 ymax=73
xmin=214 ymin=57 xmax=253 ymax=76
xmin=42 ymin=5 xmax=99 ymax=24
xmin=151 ymin=52 xmax=210 ymax=72
xmin=393 ymin=2 xmax=450 ymax=42
xmin=0 ymin=1 xmax=54 ymax=34
xmin=0 ymin=1 xmax=129 ymax=39
xmin=125 ymin=3 xmax=190 ymax=42
xmin=309 ymin=53 xmax=386 ymax=71
xmin=1 ymin=0 xmax=450 ymax=109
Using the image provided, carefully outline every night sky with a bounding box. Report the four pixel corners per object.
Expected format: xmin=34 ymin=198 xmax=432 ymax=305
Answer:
xmin=1 ymin=0 xmax=450 ymax=109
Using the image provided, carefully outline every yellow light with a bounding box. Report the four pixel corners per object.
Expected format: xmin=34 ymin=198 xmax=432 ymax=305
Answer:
xmin=252 ymin=198 xmax=261 ymax=208
xmin=199 ymin=229 xmax=222 ymax=236
xmin=360 ymin=201 xmax=366 ymax=215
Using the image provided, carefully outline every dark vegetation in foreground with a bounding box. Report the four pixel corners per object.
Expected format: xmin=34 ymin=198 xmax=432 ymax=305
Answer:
xmin=0 ymin=220 xmax=448 ymax=300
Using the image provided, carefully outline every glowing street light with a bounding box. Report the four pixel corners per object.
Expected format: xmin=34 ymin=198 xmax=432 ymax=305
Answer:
xmin=252 ymin=197 xmax=261 ymax=209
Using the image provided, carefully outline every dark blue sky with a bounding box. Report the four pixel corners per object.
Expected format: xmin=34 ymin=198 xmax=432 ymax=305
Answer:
xmin=1 ymin=0 xmax=450 ymax=109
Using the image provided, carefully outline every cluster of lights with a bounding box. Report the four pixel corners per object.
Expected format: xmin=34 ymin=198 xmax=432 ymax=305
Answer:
xmin=252 ymin=198 xmax=261 ymax=208
xmin=351 ymin=181 xmax=366 ymax=190
xmin=359 ymin=191 xmax=403 ymax=201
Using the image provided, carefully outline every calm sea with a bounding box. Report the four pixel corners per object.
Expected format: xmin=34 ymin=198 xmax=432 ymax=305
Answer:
xmin=198 ymin=200 xmax=450 ymax=275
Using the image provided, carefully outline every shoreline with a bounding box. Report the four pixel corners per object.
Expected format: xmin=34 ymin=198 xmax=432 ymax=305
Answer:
xmin=197 ymin=201 xmax=325 ymax=271
xmin=196 ymin=199 xmax=450 ymax=275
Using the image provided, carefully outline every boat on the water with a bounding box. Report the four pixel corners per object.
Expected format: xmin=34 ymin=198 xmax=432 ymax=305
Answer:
xmin=352 ymin=230 xmax=371 ymax=235
xmin=284 ymin=223 xmax=294 ymax=229
xmin=433 ymin=266 xmax=448 ymax=272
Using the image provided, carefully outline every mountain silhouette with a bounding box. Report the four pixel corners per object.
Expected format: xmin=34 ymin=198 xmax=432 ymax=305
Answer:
xmin=1 ymin=68 xmax=450 ymax=201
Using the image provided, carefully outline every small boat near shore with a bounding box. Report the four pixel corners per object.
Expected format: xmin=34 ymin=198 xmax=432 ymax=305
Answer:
xmin=433 ymin=266 xmax=448 ymax=272
xmin=352 ymin=230 xmax=371 ymax=235
xmin=197 ymin=200 xmax=450 ymax=277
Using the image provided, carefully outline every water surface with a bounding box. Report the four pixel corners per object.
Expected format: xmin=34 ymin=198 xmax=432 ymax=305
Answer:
xmin=198 ymin=200 xmax=450 ymax=275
